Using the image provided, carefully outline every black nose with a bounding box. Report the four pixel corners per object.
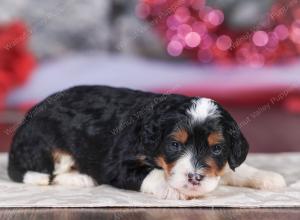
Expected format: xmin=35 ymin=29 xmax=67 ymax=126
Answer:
xmin=188 ymin=173 xmax=204 ymax=185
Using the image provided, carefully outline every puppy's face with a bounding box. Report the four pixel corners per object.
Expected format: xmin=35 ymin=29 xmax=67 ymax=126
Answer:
xmin=155 ymin=98 xmax=249 ymax=197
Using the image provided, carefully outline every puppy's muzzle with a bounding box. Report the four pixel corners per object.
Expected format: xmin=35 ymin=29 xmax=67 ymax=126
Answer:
xmin=187 ymin=173 xmax=205 ymax=186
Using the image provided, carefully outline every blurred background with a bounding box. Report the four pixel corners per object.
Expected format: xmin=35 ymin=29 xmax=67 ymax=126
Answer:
xmin=0 ymin=0 xmax=300 ymax=153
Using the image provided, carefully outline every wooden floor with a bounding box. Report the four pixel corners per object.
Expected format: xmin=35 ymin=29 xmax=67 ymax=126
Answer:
xmin=0 ymin=208 xmax=300 ymax=220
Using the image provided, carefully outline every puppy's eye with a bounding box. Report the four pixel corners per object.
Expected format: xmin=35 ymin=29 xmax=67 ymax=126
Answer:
xmin=170 ymin=141 xmax=181 ymax=150
xmin=212 ymin=145 xmax=223 ymax=155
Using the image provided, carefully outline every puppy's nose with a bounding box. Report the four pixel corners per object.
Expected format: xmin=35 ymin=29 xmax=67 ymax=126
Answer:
xmin=188 ymin=173 xmax=204 ymax=185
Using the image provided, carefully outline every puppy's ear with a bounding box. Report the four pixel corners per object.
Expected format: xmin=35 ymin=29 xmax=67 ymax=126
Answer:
xmin=140 ymin=108 xmax=180 ymax=151
xmin=140 ymin=117 xmax=163 ymax=149
xmin=139 ymin=101 xmax=187 ymax=152
xmin=221 ymin=109 xmax=249 ymax=171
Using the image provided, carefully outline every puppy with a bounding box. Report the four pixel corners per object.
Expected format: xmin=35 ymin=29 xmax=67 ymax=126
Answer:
xmin=8 ymin=86 xmax=286 ymax=200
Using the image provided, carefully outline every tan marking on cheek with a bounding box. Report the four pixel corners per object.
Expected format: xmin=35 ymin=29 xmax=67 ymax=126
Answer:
xmin=52 ymin=149 xmax=67 ymax=163
xmin=208 ymin=132 xmax=224 ymax=146
xmin=155 ymin=156 xmax=175 ymax=176
xmin=204 ymin=158 xmax=226 ymax=177
xmin=171 ymin=129 xmax=189 ymax=144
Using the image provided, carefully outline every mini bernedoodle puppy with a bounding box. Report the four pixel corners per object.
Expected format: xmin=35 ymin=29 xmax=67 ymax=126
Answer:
xmin=8 ymin=86 xmax=286 ymax=200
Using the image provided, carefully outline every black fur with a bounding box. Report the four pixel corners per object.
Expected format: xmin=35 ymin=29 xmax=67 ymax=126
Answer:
xmin=8 ymin=85 xmax=248 ymax=191
xmin=218 ymin=105 xmax=249 ymax=170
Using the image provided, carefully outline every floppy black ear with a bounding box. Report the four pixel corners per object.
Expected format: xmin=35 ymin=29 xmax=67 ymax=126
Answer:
xmin=139 ymin=105 xmax=182 ymax=152
xmin=222 ymin=110 xmax=249 ymax=171
xmin=140 ymin=116 xmax=163 ymax=149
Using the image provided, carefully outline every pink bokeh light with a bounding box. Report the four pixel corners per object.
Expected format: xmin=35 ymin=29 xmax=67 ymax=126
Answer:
xmin=274 ymin=25 xmax=289 ymax=41
xmin=216 ymin=35 xmax=232 ymax=51
xmin=200 ymin=34 xmax=214 ymax=49
xmin=135 ymin=3 xmax=151 ymax=19
xmin=191 ymin=0 xmax=206 ymax=10
xmin=140 ymin=0 xmax=300 ymax=66
xmin=205 ymin=9 xmax=224 ymax=26
xmin=253 ymin=31 xmax=269 ymax=47
xmin=192 ymin=22 xmax=207 ymax=36
xmin=266 ymin=32 xmax=279 ymax=49
xmin=166 ymin=15 xmax=182 ymax=30
xmin=291 ymin=19 xmax=300 ymax=44
xmin=167 ymin=40 xmax=184 ymax=56
xmin=175 ymin=7 xmax=191 ymax=23
xmin=177 ymin=24 xmax=193 ymax=39
xmin=185 ymin=32 xmax=201 ymax=47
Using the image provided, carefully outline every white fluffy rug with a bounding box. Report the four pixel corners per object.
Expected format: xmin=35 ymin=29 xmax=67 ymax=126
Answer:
xmin=0 ymin=153 xmax=299 ymax=208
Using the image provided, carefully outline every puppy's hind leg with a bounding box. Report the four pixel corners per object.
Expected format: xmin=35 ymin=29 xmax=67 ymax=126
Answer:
xmin=8 ymin=160 xmax=51 ymax=186
xmin=8 ymin=146 xmax=53 ymax=186
xmin=221 ymin=163 xmax=286 ymax=190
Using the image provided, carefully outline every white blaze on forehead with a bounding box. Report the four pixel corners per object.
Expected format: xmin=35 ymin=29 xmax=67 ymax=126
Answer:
xmin=187 ymin=98 xmax=220 ymax=122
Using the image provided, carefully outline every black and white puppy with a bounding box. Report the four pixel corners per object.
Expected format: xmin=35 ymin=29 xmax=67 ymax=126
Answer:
xmin=8 ymin=86 xmax=286 ymax=200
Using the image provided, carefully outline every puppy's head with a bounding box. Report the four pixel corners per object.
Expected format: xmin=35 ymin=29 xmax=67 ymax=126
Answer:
xmin=151 ymin=98 xmax=249 ymax=197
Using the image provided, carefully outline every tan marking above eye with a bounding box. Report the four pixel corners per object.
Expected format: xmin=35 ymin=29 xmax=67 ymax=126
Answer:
xmin=155 ymin=155 xmax=175 ymax=177
xmin=207 ymin=132 xmax=224 ymax=146
xmin=171 ymin=129 xmax=189 ymax=144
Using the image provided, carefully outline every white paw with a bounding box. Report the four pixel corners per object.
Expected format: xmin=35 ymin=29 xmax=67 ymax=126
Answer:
xmin=53 ymin=173 xmax=96 ymax=187
xmin=251 ymin=171 xmax=287 ymax=190
xmin=23 ymin=172 xmax=50 ymax=186
xmin=152 ymin=184 xmax=188 ymax=200
xmin=141 ymin=169 xmax=188 ymax=200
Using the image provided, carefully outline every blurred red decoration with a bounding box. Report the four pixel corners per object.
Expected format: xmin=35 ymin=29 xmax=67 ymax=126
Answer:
xmin=137 ymin=0 xmax=300 ymax=66
xmin=0 ymin=21 xmax=36 ymax=110
xmin=284 ymin=96 xmax=300 ymax=114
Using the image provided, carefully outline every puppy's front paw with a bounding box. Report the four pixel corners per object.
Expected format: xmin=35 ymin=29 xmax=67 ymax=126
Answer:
xmin=251 ymin=171 xmax=287 ymax=190
xmin=153 ymin=184 xmax=188 ymax=200
xmin=53 ymin=173 xmax=96 ymax=187
xmin=141 ymin=169 xmax=188 ymax=200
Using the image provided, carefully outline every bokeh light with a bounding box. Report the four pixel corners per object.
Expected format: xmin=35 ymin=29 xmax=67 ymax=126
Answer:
xmin=216 ymin=35 xmax=232 ymax=51
xmin=140 ymin=0 xmax=300 ymax=66
xmin=291 ymin=19 xmax=300 ymax=44
xmin=135 ymin=3 xmax=151 ymax=19
xmin=185 ymin=32 xmax=201 ymax=47
xmin=253 ymin=31 xmax=269 ymax=47
xmin=205 ymin=9 xmax=224 ymax=26
xmin=274 ymin=25 xmax=289 ymax=41
xmin=175 ymin=7 xmax=191 ymax=23
xmin=177 ymin=24 xmax=192 ymax=39
xmin=167 ymin=40 xmax=183 ymax=56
